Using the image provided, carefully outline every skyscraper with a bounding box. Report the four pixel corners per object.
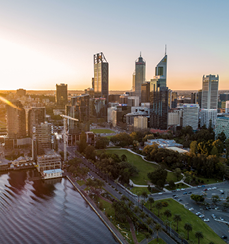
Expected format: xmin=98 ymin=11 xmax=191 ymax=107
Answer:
xmin=150 ymin=53 xmax=168 ymax=130
xmin=94 ymin=52 xmax=109 ymax=100
xmin=6 ymin=100 xmax=26 ymax=139
xmin=56 ymin=83 xmax=68 ymax=106
xmin=28 ymin=107 xmax=46 ymax=137
xmin=133 ymin=54 xmax=145 ymax=101
xmin=141 ymin=82 xmax=150 ymax=103
xmin=201 ymin=74 xmax=219 ymax=109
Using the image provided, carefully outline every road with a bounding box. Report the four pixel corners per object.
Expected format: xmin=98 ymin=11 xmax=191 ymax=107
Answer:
xmin=63 ymin=145 xmax=177 ymax=244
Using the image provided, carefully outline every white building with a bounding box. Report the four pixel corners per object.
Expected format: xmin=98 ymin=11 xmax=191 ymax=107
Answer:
xmin=225 ymin=101 xmax=229 ymax=113
xmin=42 ymin=169 xmax=62 ymax=179
xmin=168 ymin=110 xmax=182 ymax=126
xmin=182 ymin=104 xmax=199 ymax=130
xmin=200 ymin=109 xmax=217 ymax=128
xmin=202 ymin=74 xmax=219 ymax=109
xmin=215 ymin=115 xmax=229 ymax=139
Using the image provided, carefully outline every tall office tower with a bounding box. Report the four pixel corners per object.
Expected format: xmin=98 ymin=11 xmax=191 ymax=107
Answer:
xmin=197 ymin=89 xmax=202 ymax=108
xmin=191 ymin=92 xmax=198 ymax=104
xmin=32 ymin=122 xmax=55 ymax=159
xmin=200 ymin=109 xmax=217 ymax=128
xmin=28 ymin=107 xmax=46 ymax=137
xmin=168 ymin=90 xmax=178 ymax=109
xmin=201 ymin=74 xmax=219 ymax=109
xmin=182 ymin=104 xmax=199 ymax=130
xmin=94 ymin=52 xmax=109 ymax=100
xmin=67 ymin=94 xmax=90 ymax=133
xmin=150 ymin=53 xmax=168 ymax=130
xmin=6 ymin=100 xmax=26 ymax=139
xmin=133 ymin=54 xmax=146 ymax=101
xmin=141 ymin=82 xmax=150 ymax=103
xmin=56 ymin=83 xmax=68 ymax=106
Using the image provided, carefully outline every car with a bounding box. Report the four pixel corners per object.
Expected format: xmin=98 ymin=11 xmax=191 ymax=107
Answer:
xmin=188 ymin=191 xmax=192 ymax=194
xmin=196 ymin=212 xmax=201 ymax=216
xmin=198 ymin=185 xmax=202 ymax=188
xmin=181 ymin=188 xmax=185 ymax=191
xmin=176 ymin=189 xmax=181 ymax=191
xmin=221 ymin=235 xmax=227 ymax=239
xmin=199 ymin=214 xmax=205 ymax=218
xmin=211 ymin=214 xmax=216 ymax=218
xmin=215 ymin=207 xmax=219 ymax=210
xmin=203 ymin=188 xmax=207 ymax=191
xmin=212 ymin=187 xmax=217 ymax=190
xmin=173 ymin=194 xmax=177 ymax=197
xmin=183 ymin=192 xmax=187 ymax=195
xmin=220 ymin=190 xmax=224 ymax=194
xmin=178 ymin=199 xmax=182 ymax=202
xmin=189 ymin=208 xmax=194 ymax=211
xmin=202 ymin=185 xmax=205 ymax=187
xmin=158 ymin=192 xmax=163 ymax=195
xmin=204 ymin=218 xmax=210 ymax=222
xmin=220 ymin=217 xmax=224 ymax=221
xmin=208 ymin=188 xmax=212 ymax=190
xmin=174 ymin=196 xmax=178 ymax=199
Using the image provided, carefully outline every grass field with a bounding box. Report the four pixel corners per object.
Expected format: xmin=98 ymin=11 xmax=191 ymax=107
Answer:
xmin=90 ymin=129 xmax=115 ymax=133
xmin=105 ymin=149 xmax=180 ymax=185
xmin=146 ymin=198 xmax=225 ymax=244
xmin=131 ymin=187 xmax=160 ymax=195
xmin=195 ymin=176 xmax=222 ymax=185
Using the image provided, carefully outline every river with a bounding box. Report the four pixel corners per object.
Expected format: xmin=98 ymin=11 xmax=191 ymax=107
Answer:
xmin=0 ymin=170 xmax=118 ymax=244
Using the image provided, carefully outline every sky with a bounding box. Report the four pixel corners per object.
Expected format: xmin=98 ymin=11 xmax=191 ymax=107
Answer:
xmin=0 ymin=0 xmax=228 ymax=91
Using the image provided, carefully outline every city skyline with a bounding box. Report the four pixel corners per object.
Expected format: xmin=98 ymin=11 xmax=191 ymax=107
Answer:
xmin=0 ymin=0 xmax=228 ymax=91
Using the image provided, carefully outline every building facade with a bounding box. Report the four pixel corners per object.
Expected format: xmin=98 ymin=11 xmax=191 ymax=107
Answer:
xmin=56 ymin=84 xmax=68 ymax=106
xmin=133 ymin=54 xmax=146 ymax=101
xmin=201 ymin=75 xmax=219 ymax=109
xmin=200 ymin=109 xmax=217 ymax=128
xmin=141 ymin=82 xmax=150 ymax=103
xmin=6 ymin=100 xmax=26 ymax=139
xmin=182 ymin=104 xmax=199 ymax=130
xmin=215 ymin=115 xmax=229 ymax=139
xmin=28 ymin=107 xmax=46 ymax=137
xmin=94 ymin=52 xmax=109 ymax=100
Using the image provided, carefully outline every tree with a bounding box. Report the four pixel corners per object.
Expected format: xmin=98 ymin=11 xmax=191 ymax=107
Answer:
xmin=173 ymin=214 xmax=181 ymax=231
xmin=134 ymin=206 xmax=140 ymax=213
xmin=95 ymin=136 xmax=109 ymax=149
xmin=154 ymin=224 xmax=161 ymax=242
xmin=169 ymin=180 xmax=175 ymax=189
xmin=155 ymin=202 xmax=163 ymax=216
xmin=146 ymin=217 xmax=152 ymax=232
xmin=210 ymin=146 xmax=218 ymax=156
xmin=121 ymin=154 xmax=127 ymax=162
xmin=148 ymin=168 xmax=167 ymax=188
xmin=225 ymin=138 xmax=229 ymax=159
xmin=141 ymin=191 xmax=148 ymax=202
xmin=195 ymin=231 xmax=203 ymax=244
xmin=190 ymin=141 xmax=198 ymax=154
xmin=211 ymin=195 xmax=221 ymax=205
xmin=174 ymin=168 xmax=182 ymax=181
xmin=140 ymin=211 xmax=146 ymax=219
xmin=212 ymin=139 xmax=224 ymax=155
xmin=84 ymin=145 xmax=96 ymax=160
xmin=164 ymin=209 xmax=172 ymax=221
xmin=144 ymin=232 xmax=151 ymax=244
xmin=184 ymin=223 xmax=192 ymax=240
xmin=110 ymin=132 xmax=133 ymax=147
xmin=217 ymin=131 xmax=226 ymax=144
xmin=191 ymin=194 xmax=205 ymax=203
xmin=148 ymin=197 xmax=154 ymax=210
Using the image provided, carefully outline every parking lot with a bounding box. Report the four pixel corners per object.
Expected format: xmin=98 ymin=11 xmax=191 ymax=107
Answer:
xmin=152 ymin=181 xmax=229 ymax=242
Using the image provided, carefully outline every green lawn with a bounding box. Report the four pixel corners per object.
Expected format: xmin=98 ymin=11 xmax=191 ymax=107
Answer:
xmin=195 ymin=176 xmax=222 ymax=185
xmin=165 ymin=183 xmax=189 ymax=191
xmin=145 ymin=198 xmax=225 ymax=244
xmin=149 ymin=238 xmax=166 ymax=244
xmin=105 ymin=149 xmax=180 ymax=185
xmin=131 ymin=187 xmax=160 ymax=195
xmin=91 ymin=129 xmax=115 ymax=133
xmin=77 ymin=180 xmax=85 ymax=186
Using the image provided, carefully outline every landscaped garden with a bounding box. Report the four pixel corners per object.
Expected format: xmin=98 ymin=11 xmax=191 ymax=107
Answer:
xmin=145 ymin=198 xmax=225 ymax=244
xmin=105 ymin=149 xmax=181 ymax=185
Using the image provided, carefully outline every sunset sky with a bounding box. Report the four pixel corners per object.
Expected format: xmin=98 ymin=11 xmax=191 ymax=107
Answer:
xmin=0 ymin=0 xmax=228 ymax=91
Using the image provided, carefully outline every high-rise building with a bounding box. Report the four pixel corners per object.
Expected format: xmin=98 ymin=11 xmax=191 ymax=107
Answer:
xmin=133 ymin=54 xmax=146 ymax=101
xmin=168 ymin=90 xmax=177 ymax=109
xmin=150 ymin=53 xmax=168 ymax=130
xmin=28 ymin=107 xmax=46 ymax=137
xmin=141 ymin=82 xmax=150 ymax=103
xmin=32 ymin=122 xmax=56 ymax=160
xmin=56 ymin=84 xmax=68 ymax=106
xmin=215 ymin=114 xmax=229 ymax=139
xmin=66 ymin=94 xmax=90 ymax=134
xmin=6 ymin=100 xmax=26 ymax=139
xmin=201 ymin=75 xmax=219 ymax=109
xmin=200 ymin=109 xmax=217 ymax=128
xmin=182 ymin=104 xmax=199 ymax=130
xmin=94 ymin=52 xmax=109 ymax=100
xmin=197 ymin=89 xmax=202 ymax=108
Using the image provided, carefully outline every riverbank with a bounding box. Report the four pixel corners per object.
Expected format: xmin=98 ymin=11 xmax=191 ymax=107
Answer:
xmin=66 ymin=173 xmax=128 ymax=244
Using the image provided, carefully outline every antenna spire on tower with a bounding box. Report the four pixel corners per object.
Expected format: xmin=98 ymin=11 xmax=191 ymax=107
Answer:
xmin=165 ymin=45 xmax=167 ymax=55
xmin=140 ymin=52 xmax=141 ymax=57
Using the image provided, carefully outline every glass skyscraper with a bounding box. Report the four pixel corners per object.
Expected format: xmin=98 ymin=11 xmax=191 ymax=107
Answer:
xmin=94 ymin=52 xmax=109 ymax=101
xmin=133 ymin=54 xmax=145 ymax=102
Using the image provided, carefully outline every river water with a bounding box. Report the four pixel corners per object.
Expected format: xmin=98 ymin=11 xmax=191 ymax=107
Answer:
xmin=0 ymin=170 xmax=118 ymax=244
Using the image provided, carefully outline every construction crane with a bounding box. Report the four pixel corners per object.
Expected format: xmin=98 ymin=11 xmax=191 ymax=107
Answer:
xmin=60 ymin=115 xmax=78 ymax=162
